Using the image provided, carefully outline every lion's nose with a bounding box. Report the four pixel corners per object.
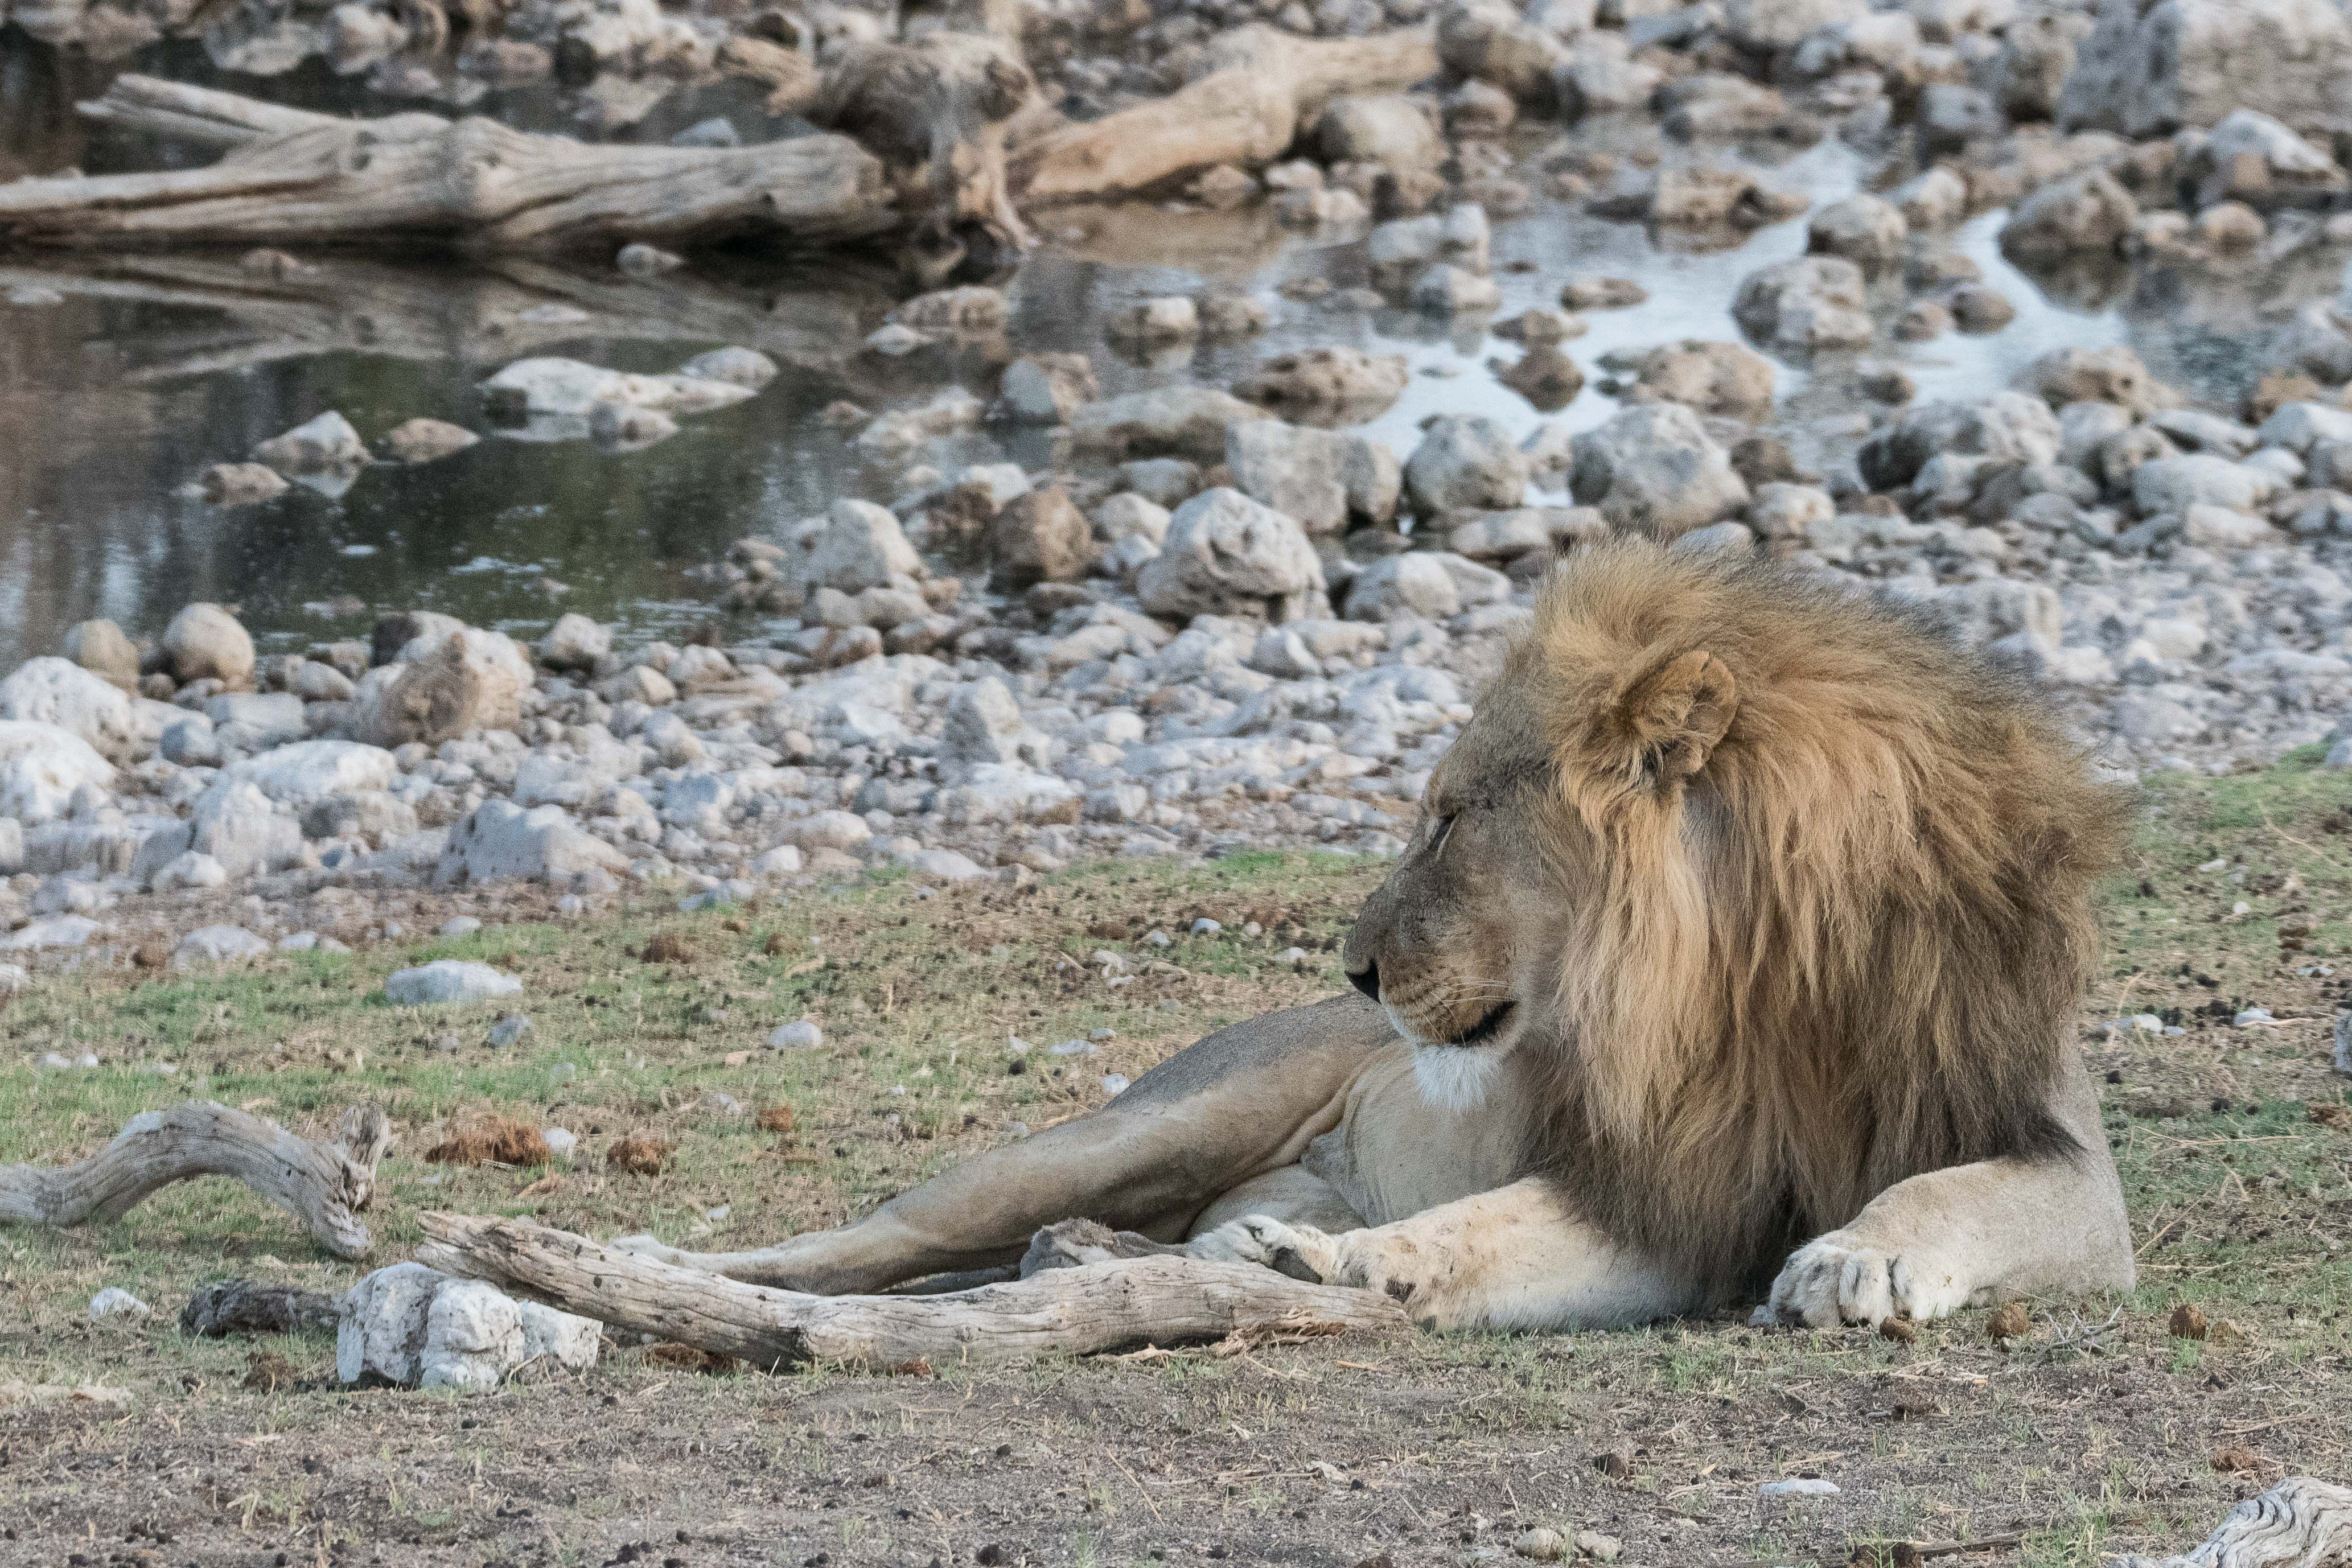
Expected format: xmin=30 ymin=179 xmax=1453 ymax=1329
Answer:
xmin=1347 ymin=961 xmax=1380 ymax=1002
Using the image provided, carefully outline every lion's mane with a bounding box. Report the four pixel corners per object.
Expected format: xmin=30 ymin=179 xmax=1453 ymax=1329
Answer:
xmin=1510 ymin=542 xmax=2132 ymax=1298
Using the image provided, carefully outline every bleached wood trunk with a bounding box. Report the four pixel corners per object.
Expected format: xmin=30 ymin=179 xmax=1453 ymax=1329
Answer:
xmin=0 ymin=1102 xmax=392 ymax=1260
xmin=1013 ymin=26 xmax=1438 ymax=204
xmin=2117 ymin=1479 xmax=2352 ymax=1568
xmin=415 ymin=1212 xmax=1409 ymax=1368
xmin=0 ymin=76 xmax=896 ymax=254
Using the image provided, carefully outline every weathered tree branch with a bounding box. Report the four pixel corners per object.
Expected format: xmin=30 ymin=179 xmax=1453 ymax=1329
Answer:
xmin=0 ymin=75 xmax=896 ymax=254
xmin=414 ymin=1212 xmax=1409 ymax=1368
xmin=1013 ymin=26 xmax=1437 ymax=204
xmin=0 ymin=1101 xmax=391 ymax=1260
xmin=2117 ymin=1479 xmax=2352 ymax=1568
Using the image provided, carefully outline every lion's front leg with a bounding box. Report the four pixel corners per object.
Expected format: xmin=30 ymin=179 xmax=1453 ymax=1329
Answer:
xmin=1195 ymin=1177 xmax=1696 ymax=1331
xmin=1764 ymin=1055 xmax=2135 ymax=1329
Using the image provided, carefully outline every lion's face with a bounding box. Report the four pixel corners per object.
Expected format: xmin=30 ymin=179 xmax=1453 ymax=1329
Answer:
xmin=1343 ymin=683 xmax=1590 ymax=1101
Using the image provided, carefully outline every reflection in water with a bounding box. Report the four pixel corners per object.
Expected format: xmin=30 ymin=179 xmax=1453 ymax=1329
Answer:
xmin=0 ymin=27 xmax=2345 ymax=670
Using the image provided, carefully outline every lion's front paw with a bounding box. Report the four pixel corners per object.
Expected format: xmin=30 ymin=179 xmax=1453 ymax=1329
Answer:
xmin=1191 ymin=1215 xmax=1351 ymax=1285
xmin=1765 ymin=1232 xmax=1969 ymax=1328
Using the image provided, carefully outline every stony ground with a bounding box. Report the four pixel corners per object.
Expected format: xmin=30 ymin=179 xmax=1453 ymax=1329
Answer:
xmin=26 ymin=0 xmax=2352 ymax=965
xmin=5 ymin=755 xmax=2352 ymax=1568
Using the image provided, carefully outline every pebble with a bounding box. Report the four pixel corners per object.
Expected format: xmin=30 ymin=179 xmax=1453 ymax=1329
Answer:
xmin=1100 ymin=1074 xmax=1131 ymax=1096
xmin=543 ymin=1127 xmax=578 ymax=1158
xmin=89 ymin=1287 xmax=149 ymax=1320
xmin=487 ymin=1014 xmax=534 ymax=1047
xmin=1759 ymin=1478 xmax=1840 ymax=1496
xmin=768 ymin=1019 xmax=824 ymax=1050
xmin=385 ymin=961 xmax=524 ymax=1007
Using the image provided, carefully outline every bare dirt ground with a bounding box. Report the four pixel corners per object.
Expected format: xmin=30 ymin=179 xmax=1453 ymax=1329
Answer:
xmin=7 ymin=758 xmax=2352 ymax=1568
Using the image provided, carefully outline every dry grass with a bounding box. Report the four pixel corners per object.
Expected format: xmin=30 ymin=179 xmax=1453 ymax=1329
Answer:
xmin=0 ymin=763 xmax=2349 ymax=1566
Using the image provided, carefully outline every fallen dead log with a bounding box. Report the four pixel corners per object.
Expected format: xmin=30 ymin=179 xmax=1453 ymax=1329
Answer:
xmin=2116 ymin=1479 xmax=2352 ymax=1567
xmin=1 ymin=75 xmax=897 ymax=254
xmin=1013 ymin=25 xmax=1437 ymax=205
xmin=414 ymin=1212 xmax=1409 ymax=1368
xmin=0 ymin=1102 xmax=391 ymax=1260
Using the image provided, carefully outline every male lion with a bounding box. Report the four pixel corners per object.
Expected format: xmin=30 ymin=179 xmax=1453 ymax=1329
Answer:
xmin=626 ymin=540 xmax=2137 ymax=1330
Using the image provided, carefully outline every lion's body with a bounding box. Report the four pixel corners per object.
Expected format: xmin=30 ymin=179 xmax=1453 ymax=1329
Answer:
xmin=624 ymin=542 xmax=2139 ymax=1331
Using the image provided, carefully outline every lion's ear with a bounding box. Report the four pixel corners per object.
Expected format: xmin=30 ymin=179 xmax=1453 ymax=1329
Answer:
xmin=1614 ymin=648 xmax=1738 ymax=788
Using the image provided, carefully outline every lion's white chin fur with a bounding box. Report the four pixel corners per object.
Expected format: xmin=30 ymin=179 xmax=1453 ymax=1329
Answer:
xmin=1412 ymin=1044 xmax=1504 ymax=1113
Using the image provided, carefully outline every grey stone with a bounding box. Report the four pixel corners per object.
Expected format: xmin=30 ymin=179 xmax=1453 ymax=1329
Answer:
xmin=163 ymin=603 xmax=256 ymax=687
xmin=2058 ymin=0 xmax=2352 ymax=137
xmin=254 ymin=411 xmax=367 ymax=475
xmin=0 ymin=721 xmax=114 ymax=825
xmin=1570 ymin=403 xmax=1751 ymax=536
xmin=172 ymin=925 xmax=270 ymax=966
xmin=1137 ymin=489 xmax=1327 ymax=621
xmin=0 ymin=657 xmax=139 ymax=762
xmin=435 ymin=799 xmax=630 ymax=887
xmin=337 ymin=1263 xmax=598 ymax=1392
xmin=1731 ymin=256 xmax=1872 ymax=351
xmin=1405 ymin=416 xmax=1530 ymax=515
xmin=384 ymin=960 xmax=524 ymax=1006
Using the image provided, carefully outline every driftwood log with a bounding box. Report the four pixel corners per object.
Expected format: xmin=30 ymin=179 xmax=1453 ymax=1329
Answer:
xmin=2117 ymin=1479 xmax=2352 ymax=1568
xmin=0 ymin=23 xmax=1437 ymax=259
xmin=0 ymin=1101 xmax=391 ymax=1259
xmin=1013 ymin=26 xmax=1438 ymax=205
xmin=0 ymin=75 xmax=897 ymax=253
xmin=415 ymin=1212 xmax=1409 ymax=1368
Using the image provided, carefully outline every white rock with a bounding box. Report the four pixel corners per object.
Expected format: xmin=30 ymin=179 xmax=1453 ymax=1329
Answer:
xmin=173 ymin=925 xmax=270 ymax=966
xmin=2132 ymin=454 xmax=2280 ymax=516
xmin=385 ymin=960 xmax=523 ymax=1006
xmin=768 ymin=1019 xmax=824 ymax=1050
xmin=934 ymin=763 xmax=1080 ymax=825
xmin=902 ymin=847 xmax=989 ymax=880
xmin=2058 ymin=0 xmax=2352 ymax=138
xmin=0 ymin=658 xmax=139 ymax=761
xmin=679 ymin=346 xmax=778 ymax=389
xmin=436 ymin=798 xmax=631 ymax=886
xmin=792 ymin=809 xmax=872 ymax=851
xmin=254 ymin=410 xmax=367 ymax=474
xmin=539 ymin=613 xmax=612 ymax=670
xmin=163 ymin=603 xmax=256 ymax=686
xmin=796 ymin=499 xmax=926 ymax=594
xmin=1405 ymin=416 xmax=1530 ymax=515
xmin=1570 ymin=403 xmax=1750 ymax=536
xmin=228 ymin=739 xmax=398 ymax=806
xmin=337 ymin=1263 xmax=598 ymax=1392
xmin=1347 ymin=554 xmax=1463 ymax=620
xmin=1137 ymin=488 xmax=1326 ymax=621
xmin=941 ymin=677 xmax=1032 ymax=767
xmin=0 ymin=915 xmax=103 ymax=952
xmin=1759 ymin=1478 xmax=1840 ymax=1496
xmin=478 ymin=357 xmax=753 ymax=418
xmin=544 ymin=1126 xmax=579 ymax=1157
xmin=89 ymin=1287 xmax=150 ymax=1320
xmin=1732 ymin=255 xmax=1872 ymax=350
xmin=0 ymin=721 xmax=112 ymax=826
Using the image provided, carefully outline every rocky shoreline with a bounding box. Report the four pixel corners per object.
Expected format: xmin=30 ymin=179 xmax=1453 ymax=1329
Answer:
xmin=14 ymin=0 xmax=2352 ymax=973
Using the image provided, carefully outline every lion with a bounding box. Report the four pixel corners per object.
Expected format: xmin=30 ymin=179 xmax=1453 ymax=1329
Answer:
xmin=621 ymin=540 xmax=2138 ymax=1331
